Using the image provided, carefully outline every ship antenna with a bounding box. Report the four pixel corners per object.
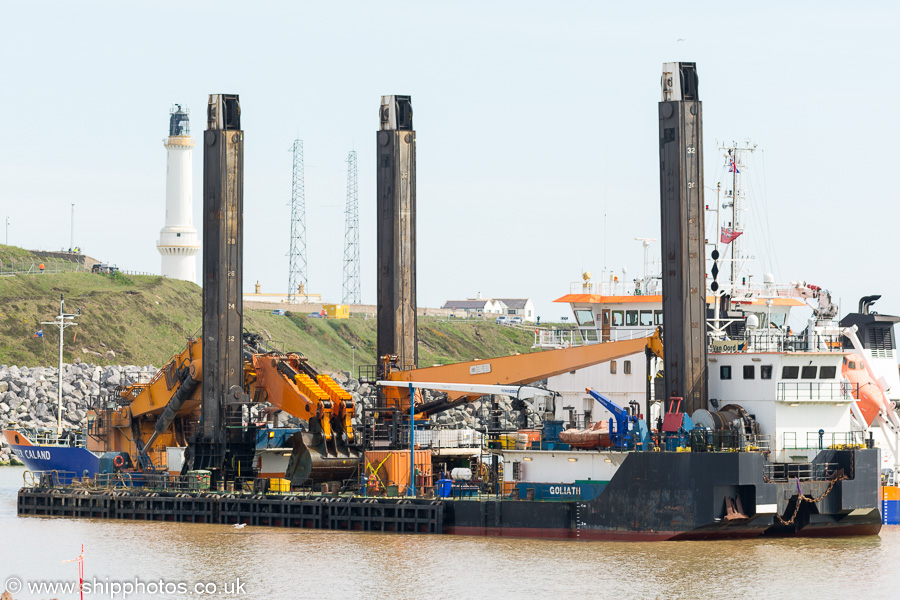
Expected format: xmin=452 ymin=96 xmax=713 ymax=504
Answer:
xmin=41 ymin=294 xmax=79 ymax=438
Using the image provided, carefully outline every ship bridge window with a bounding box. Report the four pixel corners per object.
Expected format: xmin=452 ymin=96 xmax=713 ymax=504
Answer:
xmin=720 ymin=365 xmax=732 ymax=380
xmin=769 ymin=313 xmax=786 ymax=328
xmin=743 ymin=365 xmax=755 ymax=379
xmin=626 ymin=310 xmax=639 ymax=326
xmin=612 ymin=310 xmax=624 ymax=326
xmin=761 ymin=365 xmax=773 ymax=379
xmin=624 ymin=360 xmax=632 ymax=375
xmin=574 ymin=310 xmax=595 ymax=326
xmin=654 ymin=310 xmax=663 ymax=325
xmin=783 ymin=366 xmax=799 ymax=379
xmin=801 ymin=366 xmax=818 ymax=379
xmin=610 ymin=360 xmax=617 ymax=375
xmin=639 ymin=311 xmax=654 ymax=327
xmin=820 ymin=366 xmax=837 ymax=379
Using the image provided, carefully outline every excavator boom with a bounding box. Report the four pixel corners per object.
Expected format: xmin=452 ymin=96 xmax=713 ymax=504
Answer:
xmin=383 ymin=331 xmax=662 ymax=405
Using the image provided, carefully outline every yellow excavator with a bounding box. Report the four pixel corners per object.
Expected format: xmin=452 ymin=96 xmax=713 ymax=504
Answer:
xmin=85 ymin=335 xmax=360 ymax=483
xmin=248 ymin=352 xmax=360 ymax=486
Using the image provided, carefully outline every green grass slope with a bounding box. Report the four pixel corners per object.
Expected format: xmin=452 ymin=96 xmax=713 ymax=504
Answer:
xmin=0 ymin=248 xmax=538 ymax=372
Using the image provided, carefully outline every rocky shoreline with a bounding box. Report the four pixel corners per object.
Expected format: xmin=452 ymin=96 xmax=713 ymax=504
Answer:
xmin=1 ymin=363 xmax=540 ymax=465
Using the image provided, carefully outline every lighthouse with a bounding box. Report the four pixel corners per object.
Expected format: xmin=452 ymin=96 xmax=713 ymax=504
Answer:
xmin=157 ymin=104 xmax=200 ymax=282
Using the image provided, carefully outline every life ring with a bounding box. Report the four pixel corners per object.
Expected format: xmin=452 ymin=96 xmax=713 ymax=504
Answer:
xmin=113 ymin=454 xmax=125 ymax=468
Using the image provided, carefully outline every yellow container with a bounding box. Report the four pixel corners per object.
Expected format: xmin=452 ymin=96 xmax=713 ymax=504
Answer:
xmin=498 ymin=435 xmax=518 ymax=449
xmin=269 ymin=478 xmax=290 ymax=493
xmin=323 ymin=304 xmax=350 ymax=319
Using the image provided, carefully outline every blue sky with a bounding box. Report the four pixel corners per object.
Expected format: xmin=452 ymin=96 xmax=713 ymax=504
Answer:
xmin=1 ymin=1 xmax=897 ymax=323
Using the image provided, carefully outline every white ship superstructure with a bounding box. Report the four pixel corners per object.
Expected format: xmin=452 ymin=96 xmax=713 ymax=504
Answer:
xmin=542 ymin=142 xmax=897 ymax=466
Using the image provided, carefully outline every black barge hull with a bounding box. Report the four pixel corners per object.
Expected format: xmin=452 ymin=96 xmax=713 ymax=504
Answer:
xmin=17 ymin=449 xmax=881 ymax=541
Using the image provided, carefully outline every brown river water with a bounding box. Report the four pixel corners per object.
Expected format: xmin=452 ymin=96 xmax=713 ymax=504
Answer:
xmin=1 ymin=466 xmax=897 ymax=600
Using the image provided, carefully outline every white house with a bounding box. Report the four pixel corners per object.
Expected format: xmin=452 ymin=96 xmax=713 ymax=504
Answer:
xmin=441 ymin=295 xmax=535 ymax=322
xmin=441 ymin=298 xmax=504 ymax=318
xmin=496 ymin=298 xmax=536 ymax=322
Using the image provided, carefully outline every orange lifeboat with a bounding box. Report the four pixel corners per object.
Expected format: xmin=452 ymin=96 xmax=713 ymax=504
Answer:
xmin=842 ymin=354 xmax=885 ymax=427
xmin=558 ymin=420 xmax=611 ymax=449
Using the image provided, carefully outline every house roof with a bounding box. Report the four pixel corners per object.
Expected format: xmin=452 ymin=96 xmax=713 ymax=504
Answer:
xmin=496 ymin=298 xmax=529 ymax=309
xmin=442 ymin=300 xmax=489 ymax=310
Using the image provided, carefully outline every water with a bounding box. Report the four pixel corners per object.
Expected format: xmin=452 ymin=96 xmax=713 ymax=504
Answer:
xmin=1 ymin=466 xmax=897 ymax=600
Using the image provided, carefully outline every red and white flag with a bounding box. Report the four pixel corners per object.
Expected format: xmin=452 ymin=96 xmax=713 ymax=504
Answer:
xmin=720 ymin=227 xmax=743 ymax=244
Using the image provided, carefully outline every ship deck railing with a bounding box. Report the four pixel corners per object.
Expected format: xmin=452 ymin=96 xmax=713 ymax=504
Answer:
xmin=709 ymin=331 xmax=846 ymax=354
xmin=533 ymin=327 xmax=656 ymax=349
xmin=781 ymin=430 xmax=867 ymax=451
xmin=776 ymin=382 xmax=856 ymax=403
xmin=15 ymin=428 xmax=87 ymax=448
xmin=763 ymin=461 xmax=842 ymax=482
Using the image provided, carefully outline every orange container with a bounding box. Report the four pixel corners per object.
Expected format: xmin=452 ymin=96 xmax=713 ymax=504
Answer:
xmin=365 ymin=450 xmax=432 ymax=496
xmin=516 ymin=429 xmax=542 ymax=449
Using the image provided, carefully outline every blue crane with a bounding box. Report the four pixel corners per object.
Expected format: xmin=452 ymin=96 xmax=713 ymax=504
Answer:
xmin=586 ymin=388 xmax=651 ymax=450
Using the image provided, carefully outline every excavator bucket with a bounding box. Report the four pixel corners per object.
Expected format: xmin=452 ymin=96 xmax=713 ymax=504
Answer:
xmin=285 ymin=431 xmax=361 ymax=488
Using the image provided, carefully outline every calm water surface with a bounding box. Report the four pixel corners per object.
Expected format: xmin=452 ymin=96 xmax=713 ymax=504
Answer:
xmin=1 ymin=466 xmax=897 ymax=600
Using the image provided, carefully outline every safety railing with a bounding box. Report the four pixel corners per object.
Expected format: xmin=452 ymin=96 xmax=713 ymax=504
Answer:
xmin=0 ymin=257 xmax=85 ymax=276
xmin=764 ymin=461 xmax=841 ymax=482
xmin=10 ymin=427 xmax=87 ymax=448
xmin=533 ymin=326 xmax=655 ymax=349
xmin=709 ymin=331 xmax=846 ymax=354
xmin=776 ymin=382 xmax=856 ymax=403
xmin=415 ymin=428 xmax=484 ymax=449
xmin=781 ymin=430 xmax=867 ymax=450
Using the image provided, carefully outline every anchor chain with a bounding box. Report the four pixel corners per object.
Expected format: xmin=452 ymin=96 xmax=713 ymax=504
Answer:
xmin=775 ymin=468 xmax=846 ymax=526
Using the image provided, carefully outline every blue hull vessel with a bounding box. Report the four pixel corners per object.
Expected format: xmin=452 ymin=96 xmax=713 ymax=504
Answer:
xmin=3 ymin=429 xmax=100 ymax=484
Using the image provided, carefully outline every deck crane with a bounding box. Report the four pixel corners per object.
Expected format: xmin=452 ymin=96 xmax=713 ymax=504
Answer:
xmin=367 ymin=331 xmax=665 ymax=450
xmin=377 ymin=330 xmax=664 ymax=413
xmin=585 ymin=388 xmax=651 ymax=450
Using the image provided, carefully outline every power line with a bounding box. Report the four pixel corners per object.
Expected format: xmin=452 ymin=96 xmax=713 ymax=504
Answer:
xmin=287 ymin=139 xmax=308 ymax=303
xmin=342 ymin=150 xmax=360 ymax=304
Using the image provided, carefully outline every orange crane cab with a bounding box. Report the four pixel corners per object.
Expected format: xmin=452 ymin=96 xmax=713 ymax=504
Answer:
xmin=842 ymin=353 xmax=886 ymax=427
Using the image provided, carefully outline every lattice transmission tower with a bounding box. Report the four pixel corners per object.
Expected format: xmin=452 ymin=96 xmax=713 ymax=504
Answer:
xmin=287 ymin=139 xmax=308 ymax=303
xmin=341 ymin=150 xmax=360 ymax=304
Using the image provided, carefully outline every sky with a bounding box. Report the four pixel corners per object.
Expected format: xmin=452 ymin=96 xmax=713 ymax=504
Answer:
xmin=1 ymin=1 xmax=898 ymax=324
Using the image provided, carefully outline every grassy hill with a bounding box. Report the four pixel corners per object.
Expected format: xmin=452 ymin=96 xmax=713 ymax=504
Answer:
xmin=0 ymin=246 xmax=539 ymax=372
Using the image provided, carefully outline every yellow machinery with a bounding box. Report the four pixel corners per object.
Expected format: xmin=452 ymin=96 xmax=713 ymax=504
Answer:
xmin=86 ymin=328 xmax=662 ymax=487
xmin=249 ymin=352 xmax=360 ymax=486
xmin=86 ymin=337 xmax=359 ymax=484
xmin=86 ymin=338 xmax=203 ymax=473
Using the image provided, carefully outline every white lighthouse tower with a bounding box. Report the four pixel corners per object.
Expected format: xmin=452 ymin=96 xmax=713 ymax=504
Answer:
xmin=157 ymin=104 xmax=200 ymax=282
